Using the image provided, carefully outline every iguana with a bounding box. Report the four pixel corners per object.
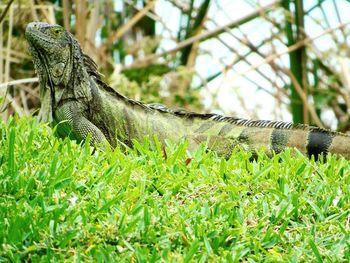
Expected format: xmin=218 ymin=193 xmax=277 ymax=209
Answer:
xmin=25 ymin=22 xmax=350 ymax=160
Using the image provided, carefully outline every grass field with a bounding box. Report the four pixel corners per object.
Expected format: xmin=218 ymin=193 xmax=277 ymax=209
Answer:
xmin=1 ymin=117 xmax=350 ymax=262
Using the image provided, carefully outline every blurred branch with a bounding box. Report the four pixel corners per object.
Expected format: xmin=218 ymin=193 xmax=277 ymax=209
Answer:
xmin=0 ymin=0 xmax=14 ymax=24
xmin=285 ymin=69 xmax=323 ymax=128
xmin=332 ymin=0 xmax=347 ymax=43
xmin=339 ymin=58 xmax=350 ymax=114
xmin=0 ymin=48 xmax=30 ymax=60
xmin=124 ymin=0 xmax=174 ymax=37
xmin=75 ymin=0 xmax=87 ymax=45
xmin=231 ymin=21 xmax=350 ymax=82
xmin=231 ymin=28 xmax=288 ymax=91
xmin=4 ymin=4 xmax=13 ymax=86
xmin=0 ymin=78 xmax=38 ymax=90
xmin=179 ymin=0 xmax=210 ymax=67
xmin=113 ymin=0 xmax=156 ymax=41
xmin=128 ymin=1 xmax=279 ymax=68
xmin=62 ymin=0 xmax=70 ymax=29
xmin=29 ymin=0 xmax=39 ymax=21
xmin=196 ymin=24 xmax=284 ymax=90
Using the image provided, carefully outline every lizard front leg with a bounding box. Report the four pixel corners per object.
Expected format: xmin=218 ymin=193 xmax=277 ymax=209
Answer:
xmin=55 ymin=101 xmax=107 ymax=146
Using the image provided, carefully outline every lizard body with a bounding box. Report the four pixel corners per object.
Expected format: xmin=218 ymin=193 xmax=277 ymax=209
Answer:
xmin=25 ymin=22 xmax=350 ymax=160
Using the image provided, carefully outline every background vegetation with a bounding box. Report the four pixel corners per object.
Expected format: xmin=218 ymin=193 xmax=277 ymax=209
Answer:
xmin=1 ymin=0 xmax=350 ymax=129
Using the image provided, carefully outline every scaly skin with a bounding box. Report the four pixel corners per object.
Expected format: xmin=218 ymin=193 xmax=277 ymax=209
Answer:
xmin=25 ymin=22 xmax=350 ymax=160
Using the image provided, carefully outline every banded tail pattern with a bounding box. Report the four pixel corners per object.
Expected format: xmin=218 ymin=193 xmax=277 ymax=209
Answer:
xmin=181 ymin=114 xmax=350 ymax=160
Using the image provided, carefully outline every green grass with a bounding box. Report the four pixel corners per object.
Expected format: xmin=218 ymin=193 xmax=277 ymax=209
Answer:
xmin=1 ymin=116 xmax=350 ymax=262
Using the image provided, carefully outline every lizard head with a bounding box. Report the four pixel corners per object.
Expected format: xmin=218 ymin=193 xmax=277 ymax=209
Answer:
xmin=25 ymin=22 xmax=74 ymax=87
xmin=25 ymin=22 xmax=93 ymax=122
xmin=26 ymin=22 xmax=100 ymax=122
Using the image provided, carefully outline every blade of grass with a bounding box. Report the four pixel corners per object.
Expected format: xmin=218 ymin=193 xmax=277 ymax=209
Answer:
xmin=8 ymin=126 xmax=15 ymax=177
xmin=309 ymin=238 xmax=323 ymax=263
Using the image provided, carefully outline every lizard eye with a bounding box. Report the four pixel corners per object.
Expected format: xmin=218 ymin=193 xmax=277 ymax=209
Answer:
xmin=51 ymin=27 xmax=63 ymax=36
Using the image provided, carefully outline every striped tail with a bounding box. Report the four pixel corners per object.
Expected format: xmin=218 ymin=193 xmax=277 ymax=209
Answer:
xmin=188 ymin=117 xmax=350 ymax=160
xmin=236 ymin=125 xmax=350 ymax=160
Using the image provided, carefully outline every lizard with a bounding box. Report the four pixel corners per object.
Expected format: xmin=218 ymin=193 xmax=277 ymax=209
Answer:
xmin=25 ymin=22 xmax=350 ymax=160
